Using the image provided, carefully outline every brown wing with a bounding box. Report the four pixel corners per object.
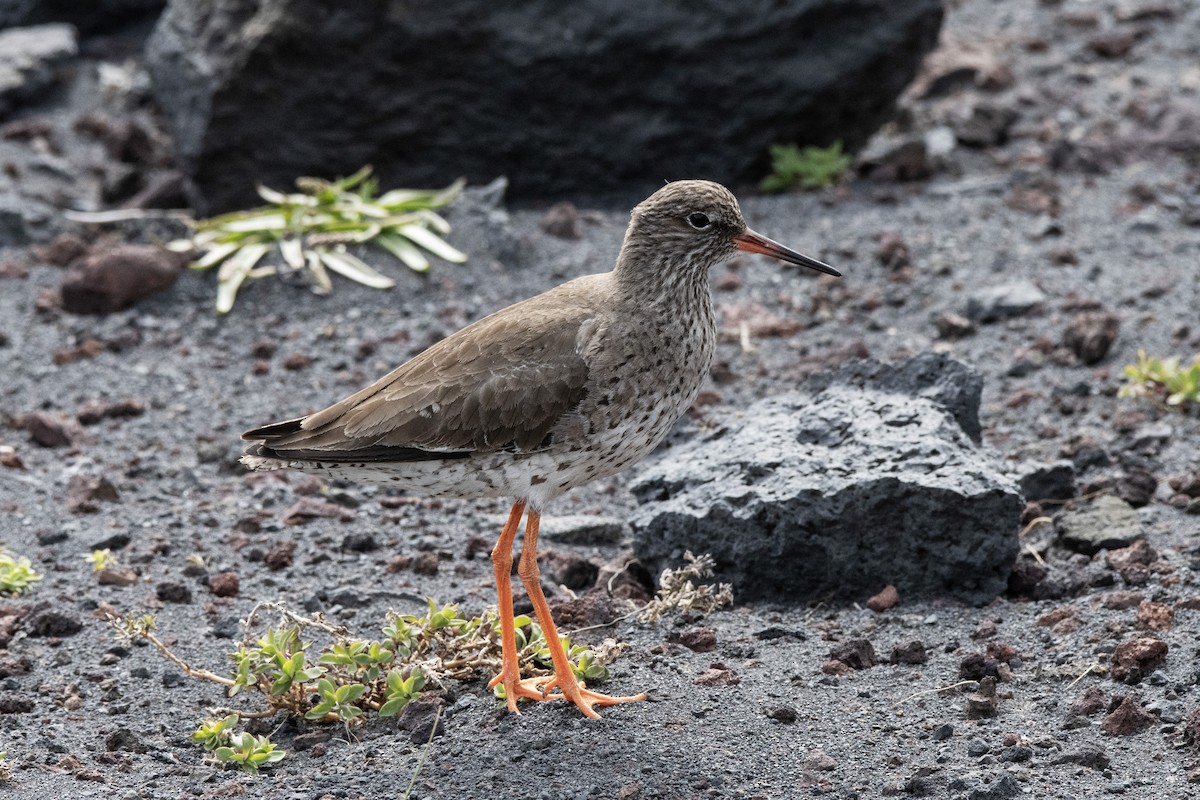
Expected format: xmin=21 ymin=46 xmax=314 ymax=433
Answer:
xmin=243 ymin=295 xmax=600 ymax=462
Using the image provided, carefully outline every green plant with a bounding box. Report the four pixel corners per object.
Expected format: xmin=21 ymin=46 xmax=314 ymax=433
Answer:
xmin=1121 ymin=350 xmax=1200 ymax=408
xmin=380 ymin=668 xmax=426 ymax=717
xmin=113 ymin=597 xmax=622 ymax=768
xmin=170 ymin=167 xmax=467 ymax=314
xmin=85 ymin=548 xmax=114 ymax=571
xmin=192 ymin=714 xmax=285 ymax=774
xmin=305 ymin=677 xmax=367 ymax=722
xmin=761 ymin=141 xmax=850 ymax=193
xmin=0 ymin=550 xmax=42 ymax=595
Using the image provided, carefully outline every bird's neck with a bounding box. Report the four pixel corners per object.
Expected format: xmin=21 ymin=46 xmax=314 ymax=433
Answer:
xmin=613 ymin=237 xmax=712 ymax=308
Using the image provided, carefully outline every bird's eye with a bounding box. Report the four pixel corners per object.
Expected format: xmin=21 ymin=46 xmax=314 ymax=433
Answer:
xmin=687 ymin=212 xmax=712 ymax=230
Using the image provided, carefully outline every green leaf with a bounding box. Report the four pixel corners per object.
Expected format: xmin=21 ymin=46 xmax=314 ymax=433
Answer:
xmin=398 ymin=224 xmax=467 ymax=263
xmin=316 ymin=248 xmax=396 ymax=289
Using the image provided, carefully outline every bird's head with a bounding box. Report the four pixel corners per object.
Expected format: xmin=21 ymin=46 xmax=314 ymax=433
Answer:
xmin=616 ymin=180 xmax=840 ymax=287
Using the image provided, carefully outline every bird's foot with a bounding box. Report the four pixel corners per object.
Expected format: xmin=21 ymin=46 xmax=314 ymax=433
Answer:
xmin=555 ymin=678 xmax=647 ymax=720
xmin=488 ymin=672 xmax=564 ymax=713
xmin=487 ymin=672 xmax=645 ymax=718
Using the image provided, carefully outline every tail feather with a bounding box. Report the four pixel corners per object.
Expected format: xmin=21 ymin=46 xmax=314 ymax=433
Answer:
xmin=241 ymin=416 xmax=306 ymax=441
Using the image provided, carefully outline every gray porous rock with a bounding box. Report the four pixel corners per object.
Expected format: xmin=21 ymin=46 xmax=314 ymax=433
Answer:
xmin=0 ymin=23 xmax=77 ymax=117
xmin=964 ymin=281 xmax=1047 ymax=323
xmin=1056 ymin=495 xmax=1143 ymax=556
xmin=630 ymin=354 xmax=1022 ymax=605
xmin=145 ymin=0 xmax=943 ymax=211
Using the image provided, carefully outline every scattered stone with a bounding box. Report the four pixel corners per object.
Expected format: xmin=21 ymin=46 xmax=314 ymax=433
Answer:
xmin=1101 ymin=591 xmax=1144 ymax=610
xmin=1016 ymin=460 xmax=1076 ymax=502
xmin=935 ymin=311 xmax=976 ymax=340
xmin=821 ymin=659 xmax=852 ymax=676
xmin=953 ymin=103 xmax=1018 ymax=147
xmin=0 ymin=693 xmax=35 ymax=714
xmin=960 ymin=652 xmax=1001 ymax=681
xmin=971 ymin=619 xmax=997 ymax=639
xmin=396 ymin=696 xmax=446 ymax=743
xmin=1088 ymin=30 xmax=1140 ymax=59
xmin=804 ymin=749 xmax=837 ymax=771
xmin=964 ymin=281 xmax=1046 ymax=323
xmin=866 ymin=584 xmax=899 ymax=612
xmin=1168 ymin=471 xmax=1200 ymax=498
xmin=411 ymin=551 xmax=440 ymax=576
xmin=341 ymin=532 xmax=378 ymax=552
xmin=857 ymin=136 xmax=930 ymax=183
xmin=24 ymin=605 xmax=83 ymax=637
xmin=1106 ymin=538 xmax=1158 ymax=582
xmin=77 ymin=399 xmax=145 ymax=425
xmin=207 ymin=571 xmax=240 ymax=597
xmin=966 ymin=676 xmax=1000 ymax=719
xmin=96 ymin=567 xmax=137 ymax=587
xmin=1102 ymin=694 xmax=1154 ymax=735
xmin=21 ymin=411 xmax=84 ymax=448
xmin=283 ymin=353 xmax=313 ymax=371
xmin=283 ymin=498 xmax=355 ymax=525
xmin=1115 ymin=470 xmax=1157 ymax=508
xmin=966 ymin=738 xmax=990 ymax=757
xmin=1111 ymin=637 xmax=1168 ymax=682
xmin=1071 ymin=687 xmax=1109 ymax=717
xmin=876 ymin=232 xmax=911 ymax=269
xmin=631 ymin=355 xmax=1022 ymax=605
xmin=547 ymin=591 xmax=617 ymax=629
xmin=764 ymin=705 xmax=797 ymax=723
xmin=0 ymin=24 xmax=78 ymax=117
xmin=263 ymin=540 xmax=296 ymax=570
xmin=156 ymin=581 xmax=192 ymax=604
xmin=1063 ymin=312 xmax=1119 ymax=364
xmin=1136 ymin=600 xmax=1173 ymax=631
xmin=694 ymin=663 xmax=740 ymax=687
xmin=1056 ymin=495 xmax=1142 ymax=555
xmin=890 ymin=639 xmax=928 ymax=665
xmin=677 ymin=627 xmax=717 ymax=653
xmin=1006 ymin=558 xmax=1047 ymax=596
xmin=541 ymin=202 xmax=581 ymax=239
xmin=829 ymin=639 xmax=877 ymax=670
xmin=536 ymin=514 xmax=626 ymax=545
xmin=29 ymin=232 xmax=87 ymax=266
xmin=66 ymin=475 xmax=120 ymax=513
xmin=1049 ymin=245 xmax=1078 ymax=265
xmin=1053 ymin=748 xmax=1111 ymax=771
xmin=931 ymin=723 xmax=953 ymax=741
xmin=909 ymin=38 xmax=1013 ymax=98
xmin=105 ymin=728 xmax=147 ymax=753
xmin=60 ymin=245 xmax=187 ymax=314
xmin=1035 ymin=605 xmax=1076 ymax=629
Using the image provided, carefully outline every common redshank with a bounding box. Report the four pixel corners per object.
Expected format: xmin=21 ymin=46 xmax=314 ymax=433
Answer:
xmin=241 ymin=180 xmax=840 ymax=718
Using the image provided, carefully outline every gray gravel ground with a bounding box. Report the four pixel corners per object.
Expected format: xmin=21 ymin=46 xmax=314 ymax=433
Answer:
xmin=2 ymin=0 xmax=1200 ymax=798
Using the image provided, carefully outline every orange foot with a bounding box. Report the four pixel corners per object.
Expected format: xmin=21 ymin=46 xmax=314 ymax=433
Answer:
xmin=490 ymin=671 xmax=645 ymax=719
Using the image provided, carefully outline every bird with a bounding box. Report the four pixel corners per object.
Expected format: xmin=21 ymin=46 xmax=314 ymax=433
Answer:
xmin=241 ymin=180 xmax=840 ymax=718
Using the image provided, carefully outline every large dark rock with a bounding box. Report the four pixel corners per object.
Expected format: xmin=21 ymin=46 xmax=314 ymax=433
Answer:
xmin=0 ymin=0 xmax=164 ymax=34
xmin=145 ymin=0 xmax=943 ymax=212
xmin=630 ymin=354 xmax=1022 ymax=605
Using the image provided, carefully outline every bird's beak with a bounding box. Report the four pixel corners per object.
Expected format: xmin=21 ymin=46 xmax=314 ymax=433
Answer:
xmin=734 ymin=228 xmax=841 ymax=277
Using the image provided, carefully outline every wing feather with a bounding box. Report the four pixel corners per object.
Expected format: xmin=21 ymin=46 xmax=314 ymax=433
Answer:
xmin=242 ymin=282 xmax=603 ymax=462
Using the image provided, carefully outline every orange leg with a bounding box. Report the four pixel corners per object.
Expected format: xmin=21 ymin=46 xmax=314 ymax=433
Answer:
xmin=515 ymin=507 xmax=647 ymax=718
xmin=488 ymin=500 xmax=563 ymax=711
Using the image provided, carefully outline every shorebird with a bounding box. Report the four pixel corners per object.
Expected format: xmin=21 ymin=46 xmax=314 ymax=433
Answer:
xmin=241 ymin=180 xmax=840 ymax=718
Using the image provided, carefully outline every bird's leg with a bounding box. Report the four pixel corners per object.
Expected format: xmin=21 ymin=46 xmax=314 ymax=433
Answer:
xmin=487 ymin=499 xmax=562 ymax=711
xmin=515 ymin=508 xmax=647 ymax=718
